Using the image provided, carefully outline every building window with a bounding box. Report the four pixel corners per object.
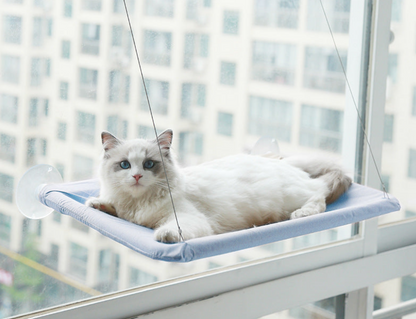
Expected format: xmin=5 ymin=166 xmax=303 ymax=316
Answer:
xmin=138 ymin=125 xmax=157 ymax=140
xmin=26 ymin=138 xmax=37 ymax=166
xmin=64 ymin=0 xmax=73 ymax=17
xmin=304 ymin=46 xmax=347 ymax=93
xmin=107 ymin=115 xmax=128 ymax=139
xmin=248 ymin=96 xmax=292 ymax=142
xmin=217 ymin=112 xmax=233 ymax=136
xmin=252 ymin=41 xmax=296 ymax=85
xmin=391 ymin=0 xmax=402 ymax=22
xmin=180 ymin=83 xmax=206 ymax=119
xmin=73 ymin=155 xmax=94 ymax=181
xmin=178 ymin=131 xmax=204 ymax=160
xmin=0 ymin=134 xmax=16 ymax=163
xmin=220 ymin=61 xmax=236 ymax=86
xmin=254 ymin=0 xmax=299 ymax=29
xmin=32 ymin=17 xmax=53 ymax=47
xmin=109 ymin=71 xmax=130 ymax=104
xmin=300 ymin=104 xmax=343 ymax=153
xmin=69 ymin=242 xmax=89 ymax=281
xmin=140 ymin=79 xmax=169 ymax=115
xmin=388 ymin=53 xmax=398 ymax=84
xmin=184 ymin=33 xmax=209 ymax=69
xmin=380 ymin=175 xmax=390 ymax=193
xmin=1 ymin=55 xmax=20 ymax=84
xmin=60 ymin=81 xmax=69 ymax=100
xmin=0 ymin=173 xmax=14 ymax=203
xmin=71 ymin=219 xmax=89 ymax=233
xmin=30 ymin=57 xmax=51 ymax=87
xmin=49 ymin=244 xmax=60 ymax=270
xmin=62 ymin=40 xmax=71 ymax=59
xmin=383 ymin=114 xmax=394 ymax=143
xmin=129 ymin=267 xmax=157 ymax=288
xmin=56 ymin=163 xmax=65 ymax=179
xmin=110 ymin=25 xmax=132 ymax=60
xmin=401 ymin=275 xmax=416 ymax=302
xmin=3 ymin=15 xmax=22 ymax=44
xmin=1 ymin=94 xmax=18 ymax=124
xmin=82 ymin=0 xmax=102 ymax=11
xmin=223 ymin=11 xmax=239 ymax=35
xmin=113 ymin=0 xmax=135 ymax=13
xmin=186 ymin=0 xmax=211 ymax=20
xmin=408 ymin=149 xmax=416 ymax=179
xmin=145 ymin=0 xmax=174 ymax=17
xmin=405 ymin=211 xmax=416 ymax=219
xmin=143 ymin=30 xmax=172 ymax=66
xmin=53 ymin=211 xmax=62 ymax=223
xmin=0 ymin=212 xmax=11 ymax=247
xmin=76 ymin=111 xmax=96 ymax=144
xmin=28 ymin=98 xmax=48 ymax=127
xmin=307 ymin=0 xmax=350 ymax=34
xmin=57 ymin=122 xmax=67 ymax=141
xmin=81 ymin=23 xmax=100 ymax=55
xmin=79 ymin=67 xmax=98 ymax=99
xmin=98 ymin=250 xmax=120 ymax=291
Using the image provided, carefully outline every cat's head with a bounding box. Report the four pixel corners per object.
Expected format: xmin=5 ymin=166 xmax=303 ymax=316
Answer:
xmin=99 ymin=129 xmax=177 ymax=197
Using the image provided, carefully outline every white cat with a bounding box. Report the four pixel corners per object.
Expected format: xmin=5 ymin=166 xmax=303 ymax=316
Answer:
xmin=86 ymin=130 xmax=352 ymax=243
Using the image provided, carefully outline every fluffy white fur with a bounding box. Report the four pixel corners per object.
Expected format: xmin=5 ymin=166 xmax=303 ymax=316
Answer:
xmin=86 ymin=130 xmax=352 ymax=243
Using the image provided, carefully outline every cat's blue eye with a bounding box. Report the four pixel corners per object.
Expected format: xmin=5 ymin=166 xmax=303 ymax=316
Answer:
xmin=143 ymin=160 xmax=154 ymax=169
xmin=120 ymin=160 xmax=131 ymax=169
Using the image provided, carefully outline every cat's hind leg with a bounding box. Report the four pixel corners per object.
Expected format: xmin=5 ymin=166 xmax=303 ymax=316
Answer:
xmin=85 ymin=197 xmax=117 ymax=216
xmin=290 ymin=194 xmax=326 ymax=220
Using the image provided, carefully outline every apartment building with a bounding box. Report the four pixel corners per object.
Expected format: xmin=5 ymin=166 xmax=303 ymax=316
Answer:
xmin=0 ymin=0 xmax=414 ymax=317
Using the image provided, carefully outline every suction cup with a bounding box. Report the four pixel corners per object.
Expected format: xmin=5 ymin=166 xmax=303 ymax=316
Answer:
xmin=16 ymin=164 xmax=63 ymax=219
xmin=251 ymin=137 xmax=280 ymax=155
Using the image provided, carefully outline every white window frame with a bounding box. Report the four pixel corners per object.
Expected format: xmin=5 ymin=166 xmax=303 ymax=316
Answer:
xmin=18 ymin=1 xmax=416 ymax=319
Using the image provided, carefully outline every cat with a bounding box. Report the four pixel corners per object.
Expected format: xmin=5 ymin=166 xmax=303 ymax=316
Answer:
xmin=85 ymin=129 xmax=352 ymax=243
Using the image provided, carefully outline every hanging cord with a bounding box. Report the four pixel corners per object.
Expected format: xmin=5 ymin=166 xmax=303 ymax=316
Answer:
xmin=122 ymin=0 xmax=184 ymax=242
xmin=317 ymin=0 xmax=389 ymax=197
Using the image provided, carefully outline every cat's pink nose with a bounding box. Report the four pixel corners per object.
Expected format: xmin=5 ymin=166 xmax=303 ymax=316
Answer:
xmin=133 ymin=174 xmax=142 ymax=182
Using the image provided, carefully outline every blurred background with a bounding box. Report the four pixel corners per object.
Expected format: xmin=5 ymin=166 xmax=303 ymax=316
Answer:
xmin=0 ymin=0 xmax=415 ymax=318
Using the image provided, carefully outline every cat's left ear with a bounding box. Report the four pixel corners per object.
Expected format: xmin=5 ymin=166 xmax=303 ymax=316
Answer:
xmin=157 ymin=129 xmax=173 ymax=152
xmin=101 ymin=131 xmax=121 ymax=152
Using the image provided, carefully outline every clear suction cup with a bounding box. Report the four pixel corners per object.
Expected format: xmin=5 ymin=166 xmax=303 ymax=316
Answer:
xmin=251 ymin=136 xmax=280 ymax=155
xmin=16 ymin=164 xmax=63 ymax=219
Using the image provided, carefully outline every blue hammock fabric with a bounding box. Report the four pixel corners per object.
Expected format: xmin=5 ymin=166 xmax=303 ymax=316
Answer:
xmin=38 ymin=180 xmax=400 ymax=262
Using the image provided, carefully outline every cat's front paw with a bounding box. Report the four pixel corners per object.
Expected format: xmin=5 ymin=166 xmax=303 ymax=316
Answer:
xmin=154 ymin=226 xmax=183 ymax=243
xmin=290 ymin=208 xmax=319 ymax=219
xmin=86 ymin=197 xmax=117 ymax=216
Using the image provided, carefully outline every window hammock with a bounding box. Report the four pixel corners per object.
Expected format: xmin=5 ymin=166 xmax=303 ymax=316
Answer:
xmin=37 ymin=180 xmax=400 ymax=262
xmin=16 ymin=0 xmax=401 ymax=262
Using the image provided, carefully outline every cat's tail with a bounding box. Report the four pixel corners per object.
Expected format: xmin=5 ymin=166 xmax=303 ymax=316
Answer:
xmin=281 ymin=155 xmax=352 ymax=204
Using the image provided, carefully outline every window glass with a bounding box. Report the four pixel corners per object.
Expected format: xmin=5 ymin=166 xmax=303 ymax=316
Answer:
xmin=223 ymin=10 xmax=239 ymax=35
xmin=145 ymin=0 xmax=174 ymax=18
xmin=81 ymin=24 xmax=100 ymax=55
xmin=254 ymin=0 xmax=300 ymax=29
xmin=220 ymin=61 xmax=237 ymax=86
xmin=378 ymin=0 xmax=415 ymax=225
xmin=0 ymin=0 xmax=374 ymax=316
xmin=3 ymin=15 xmax=22 ymax=44
xmin=62 ymin=40 xmax=71 ymax=59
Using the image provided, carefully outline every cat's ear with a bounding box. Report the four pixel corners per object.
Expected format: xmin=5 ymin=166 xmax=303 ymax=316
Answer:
xmin=156 ymin=129 xmax=173 ymax=151
xmin=101 ymin=131 xmax=121 ymax=152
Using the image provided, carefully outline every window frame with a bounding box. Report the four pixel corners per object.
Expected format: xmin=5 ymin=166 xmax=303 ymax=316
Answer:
xmin=12 ymin=1 xmax=416 ymax=319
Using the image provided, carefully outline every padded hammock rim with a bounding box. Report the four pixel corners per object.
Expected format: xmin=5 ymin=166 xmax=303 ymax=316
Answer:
xmin=39 ymin=180 xmax=401 ymax=262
